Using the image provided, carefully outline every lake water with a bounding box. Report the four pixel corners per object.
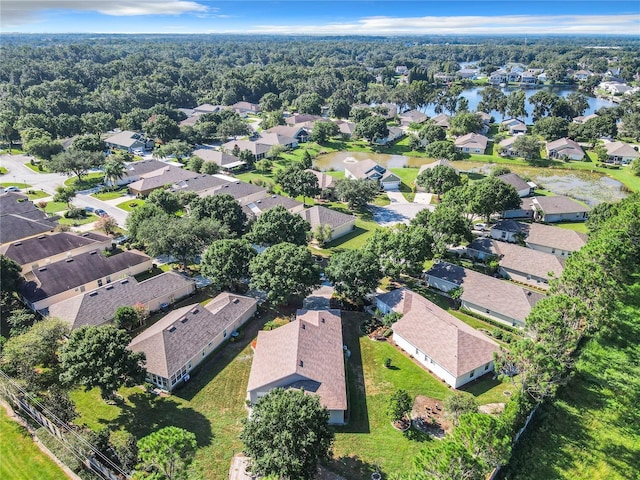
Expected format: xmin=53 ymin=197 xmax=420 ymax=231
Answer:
xmin=419 ymin=86 xmax=617 ymax=123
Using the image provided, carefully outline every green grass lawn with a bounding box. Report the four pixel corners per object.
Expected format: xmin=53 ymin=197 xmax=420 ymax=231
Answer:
xmin=116 ymin=198 xmax=145 ymax=211
xmin=26 ymin=190 xmax=49 ymax=200
xmin=93 ymin=187 xmax=129 ymax=200
xmin=500 ymin=282 xmax=640 ymax=480
xmin=24 ymin=162 xmax=52 ymax=173
xmin=63 ymin=172 xmax=104 ymax=189
xmin=58 ymin=214 xmax=98 ymax=226
xmin=0 ymin=409 xmax=68 ymax=480
xmin=554 ymin=221 xmax=589 ymax=233
xmin=1 ymin=182 xmax=30 ymax=189
xmin=43 ymin=201 xmax=68 ymax=214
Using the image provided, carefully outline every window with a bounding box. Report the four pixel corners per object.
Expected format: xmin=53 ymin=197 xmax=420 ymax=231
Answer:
xmin=106 ymin=276 xmax=111 ymax=284
xmin=415 ymin=347 xmax=419 ymax=355
xmin=202 ymin=350 xmax=205 ymax=357
xmin=501 ymin=232 xmax=506 ymax=239
xmin=223 ymin=329 xmax=227 ymax=338
xmin=97 ymin=279 xmax=103 ymax=287
xmin=469 ymin=370 xmax=475 ymax=378
xmin=484 ymin=364 xmax=489 ymax=370
xmin=552 ymin=248 xmax=556 ymax=254
xmin=80 ymin=286 xmax=85 ymax=292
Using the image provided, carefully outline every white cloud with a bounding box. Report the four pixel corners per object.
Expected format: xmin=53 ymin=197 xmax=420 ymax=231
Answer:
xmin=1 ymin=0 xmax=208 ymax=27
xmin=246 ymin=14 xmax=640 ymax=36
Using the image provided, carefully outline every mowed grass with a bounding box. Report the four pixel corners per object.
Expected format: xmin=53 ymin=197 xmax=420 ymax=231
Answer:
xmin=93 ymin=187 xmax=129 ymax=200
xmin=0 ymin=409 xmax=68 ymax=480
xmin=500 ymin=282 xmax=640 ymax=480
xmin=116 ymin=198 xmax=145 ymax=211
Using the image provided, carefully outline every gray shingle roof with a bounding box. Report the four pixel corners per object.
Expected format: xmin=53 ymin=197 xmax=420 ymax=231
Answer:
xmin=467 ymin=238 xmax=499 ymax=256
xmin=1 ymin=232 xmax=111 ymax=266
xmin=498 ymin=173 xmax=530 ymax=192
xmin=0 ymin=215 xmax=58 ymax=245
xmin=305 ymin=170 xmax=336 ymax=190
xmin=247 ymin=309 xmax=347 ymax=411
xmin=345 ymin=159 xmax=386 ymax=180
xmin=425 ymin=262 xmax=466 ymax=285
xmin=532 ymin=196 xmax=590 ymax=215
xmin=169 ymin=174 xmax=230 ymax=194
xmin=490 ymin=220 xmax=529 ymax=234
xmin=20 ymin=250 xmax=151 ymax=303
xmin=524 ymin=223 xmax=587 ymax=252
xmin=384 ymin=289 xmax=500 ymax=377
xmin=128 ymin=167 xmax=200 ymax=193
xmin=124 ymin=159 xmax=167 ymax=177
xmin=191 ymin=149 xmax=243 ymax=167
xmin=47 ymin=272 xmax=195 ymax=330
xmin=493 ymin=241 xmax=565 ymax=280
xmin=128 ymin=292 xmax=257 ymax=378
xmin=298 ymin=206 xmax=356 ymax=230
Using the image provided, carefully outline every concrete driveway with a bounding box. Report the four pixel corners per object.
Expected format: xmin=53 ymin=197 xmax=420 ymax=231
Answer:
xmin=303 ymin=283 xmax=334 ymax=310
xmin=370 ymin=202 xmax=433 ymax=226
xmin=385 ymin=190 xmax=409 ymax=204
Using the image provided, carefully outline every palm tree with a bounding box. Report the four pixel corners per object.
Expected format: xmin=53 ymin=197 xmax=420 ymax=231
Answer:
xmin=102 ymin=158 xmax=126 ymax=190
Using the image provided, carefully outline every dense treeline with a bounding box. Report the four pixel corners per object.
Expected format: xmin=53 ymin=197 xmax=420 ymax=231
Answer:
xmin=1 ymin=34 xmax=639 ymax=144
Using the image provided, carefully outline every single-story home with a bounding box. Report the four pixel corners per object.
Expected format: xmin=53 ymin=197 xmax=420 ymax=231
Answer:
xmin=336 ymin=121 xmax=357 ymax=139
xmin=418 ymin=159 xmax=458 ymax=176
xmin=285 ymin=114 xmax=323 ymax=126
xmin=431 ymin=113 xmax=451 ymax=129
xmin=201 ymin=180 xmax=268 ymax=206
xmin=20 ymin=250 xmax=152 ymax=312
xmin=190 ymin=148 xmax=246 ymax=170
xmin=256 ymin=132 xmax=298 ymax=149
xmin=128 ymin=166 xmax=200 ymax=197
xmin=129 ymin=292 xmax=257 ymax=391
xmin=1 ymin=232 xmax=113 ymax=274
xmin=193 ymin=104 xmax=224 ymax=114
xmin=247 ymin=309 xmax=347 ymax=425
xmin=546 ymin=138 xmax=585 ymax=161
xmin=377 ymin=288 xmax=500 ymax=388
xmin=221 ymin=139 xmax=271 ymax=161
xmin=455 ymin=133 xmax=488 ymax=154
xmin=344 ymin=159 xmax=401 ymax=190
xmin=245 ymin=195 xmax=305 ymax=219
xmin=572 ymin=113 xmax=599 ymax=125
xmin=464 ymin=238 xmax=499 ymax=261
xmin=266 ymin=125 xmax=311 ymax=143
xmin=498 ymin=136 xmax=518 ymax=157
xmin=503 ymin=198 xmax=535 ymax=220
xmin=602 ymin=141 xmax=639 ymax=165
xmin=398 ymin=109 xmax=428 ymax=127
xmin=530 ymin=196 xmax=589 ymax=223
xmin=231 ymin=101 xmax=261 ymax=115
xmin=524 ymin=222 xmax=587 ymax=257
xmin=375 ymin=126 xmax=405 ymax=146
xmin=105 ymin=130 xmax=154 ymax=153
xmin=47 ymin=272 xmax=196 ymax=330
xmin=492 ymin=240 xmax=565 ymax=290
xmin=0 ymin=193 xmax=59 ymax=246
xmin=497 ymin=173 xmax=536 ymax=197
xmin=169 ymin=174 xmax=232 ymax=196
xmin=118 ymin=159 xmax=168 ymax=185
xmin=298 ymin=205 xmax=356 ymax=242
xmin=489 ymin=220 xmax=530 ymax=243
xmin=501 ymin=119 xmax=527 ymax=135
xmin=424 ymin=262 xmax=544 ymax=327
xmin=306 ymin=169 xmax=336 ymax=192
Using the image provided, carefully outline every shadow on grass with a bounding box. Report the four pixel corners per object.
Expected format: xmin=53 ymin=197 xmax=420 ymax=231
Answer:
xmin=325 ymin=454 xmax=382 ymax=480
xmin=324 ymin=226 xmax=368 ymax=249
xmin=459 ymin=373 xmax=502 ymax=398
xmin=107 ymin=392 xmax=214 ymax=447
xmin=403 ymin=426 xmax=430 ymax=443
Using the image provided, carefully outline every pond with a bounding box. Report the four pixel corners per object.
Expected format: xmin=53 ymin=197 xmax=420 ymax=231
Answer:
xmin=313 ymin=153 xmax=627 ymax=206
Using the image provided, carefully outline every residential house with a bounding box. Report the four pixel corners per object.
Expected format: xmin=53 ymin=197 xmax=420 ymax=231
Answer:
xmin=105 ymin=131 xmax=154 ymax=153
xmin=455 ymin=133 xmax=488 ymax=154
xmin=266 ymin=125 xmax=311 ymax=143
xmin=179 ymin=114 xmax=201 ymax=128
xmin=431 ymin=113 xmax=451 ymax=129
xmin=129 ymin=292 xmax=257 ymax=391
xmin=1 ymin=232 xmax=112 ymax=274
xmin=492 ymin=241 xmax=565 ymax=290
xmin=603 ymin=141 xmax=639 ymax=165
xmin=398 ymin=109 xmax=428 ymax=127
xmin=375 ymin=126 xmax=404 ymax=146
xmin=285 ymin=114 xmax=323 ymax=126
xmin=221 ymin=139 xmax=271 ymax=161
xmin=434 ymin=73 xmax=456 ymax=83
xmin=572 ymin=113 xmax=599 ymax=125
xmin=118 ymin=159 xmax=168 ymax=185
xmin=524 ymin=222 xmax=587 ymax=257
xmin=245 ymin=195 xmax=305 ymax=219
xmin=506 ymin=71 xmax=522 ymax=83
xmin=424 ymin=262 xmax=543 ymax=327
xmin=395 ymin=66 xmax=409 ymax=75
xmin=546 ymin=137 xmax=585 ymax=161
xmin=489 ymin=220 xmax=529 ymax=243
xmin=498 ymin=173 xmax=536 ymax=197
xmin=48 ymin=272 xmax=196 ymax=330
xmin=336 ymin=121 xmax=357 ymax=139
xmin=519 ymin=71 xmax=538 ymax=84
xmin=418 ymin=159 xmax=458 ymax=177
xmin=503 ymin=198 xmax=535 ymax=220
xmin=477 ymin=111 xmax=492 ymax=125
xmin=573 ymin=70 xmax=593 ymax=81
xmin=489 ymin=69 xmax=508 ymax=84
xmin=230 ymin=101 xmax=261 ymax=115
xmin=20 ymin=250 xmax=152 ymax=312
xmin=128 ymin=166 xmax=200 ymax=196
xmin=305 ymin=169 xmax=336 ymax=193
xmin=377 ymin=288 xmax=500 ymax=388
xmin=298 ymin=205 xmax=356 ymax=242
xmin=457 ymin=68 xmax=479 ymax=80
xmin=498 ymin=136 xmax=518 ymax=157
xmin=256 ymin=132 xmax=298 ymax=150
xmin=247 ymin=309 xmax=347 ymax=425
xmin=530 ymin=196 xmax=589 ymax=222
xmin=168 ymin=174 xmax=231 ymax=196
xmin=0 ymin=193 xmax=58 ymax=246
xmin=193 ymin=104 xmax=224 ymax=114
xmin=344 ymin=159 xmax=401 ymax=190
xmin=464 ymin=238 xmax=498 ymax=261
xmin=501 ymin=118 xmax=528 ymax=135
xmin=190 ymin=148 xmax=246 ymax=170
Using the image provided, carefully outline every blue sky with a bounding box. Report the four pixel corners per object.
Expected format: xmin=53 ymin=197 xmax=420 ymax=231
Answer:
xmin=2 ymin=1 xmax=639 ymax=35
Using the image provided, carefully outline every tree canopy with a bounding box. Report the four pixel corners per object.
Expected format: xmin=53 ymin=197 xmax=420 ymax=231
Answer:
xmin=334 ymin=178 xmax=380 ymax=210
xmin=325 ymin=249 xmax=382 ymax=301
xmin=415 ymin=165 xmax=461 ymax=198
xmin=137 ymin=426 xmax=197 ymax=480
xmin=200 ymin=239 xmax=257 ymax=292
xmin=246 ymin=205 xmax=310 ymax=247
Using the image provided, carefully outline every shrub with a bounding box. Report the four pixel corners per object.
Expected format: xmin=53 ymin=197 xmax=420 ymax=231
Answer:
xmin=383 ymin=328 xmax=393 ymax=338
xmin=37 ymin=201 xmax=47 ymax=209
xmin=64 ymin=207 xmax=87 ymax=219
xmin=384 ymin=358 xmax=392 ymax=368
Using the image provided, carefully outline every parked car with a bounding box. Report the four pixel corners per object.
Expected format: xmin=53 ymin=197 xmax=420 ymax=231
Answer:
xmin=94 ymin=209 xmax=108 ymax=217
xmin=84 ymin=206 xmax=95 ymax=213
xmin=3 ymin=186 xmax=20 ymax=193
xmin=474 ymin=223 xmax=487 ymax=231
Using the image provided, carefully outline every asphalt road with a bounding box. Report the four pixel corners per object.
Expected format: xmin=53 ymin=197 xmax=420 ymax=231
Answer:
xmin=0 ymin=153 xmax=69 ymax=194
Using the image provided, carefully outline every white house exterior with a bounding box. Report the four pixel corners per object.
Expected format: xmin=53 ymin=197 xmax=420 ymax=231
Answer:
xmin=247 ymin=309 xmax=347 ymax=425
xmin=129 ymin=292 xmax=257 ymax=391
xmin=490 ymin=220 xmax=529 ymax=243
xmin=344 ymin=159 xmax=401 ymax=190
xmin=377 ymin=288 xmax=500 ymax=388
xmin=497 ymin=173 xmax=536 ymax=197
xmin=531 ymin=196 xmax=589 ymax=223
xmin=603 ymin=141 xmax=639 ymax=165
xmin=455 ymin=133 xmax=488 ymax=154
xmin=546 ymin=138 xmax=585 ymax=161
xmin=524 ymin=222 xmax=587 ymax=257
xmin=298 ymin=206 xmax=356 ymax=242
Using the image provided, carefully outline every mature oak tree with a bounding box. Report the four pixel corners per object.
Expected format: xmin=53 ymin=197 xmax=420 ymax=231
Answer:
xmin=47 ymin=150 xmax=104 ymax=181
xmin=201 ymin=239 xmax=257 ymax=292
xmin=415 ymin=164 xmax=461 ymax=199
xmin=240 ymin=388 xmax=334 ymax=480
xmin=189 ymin=193 xmax=246 ymax=236
xmin=325 ymin=249 xmax=382 ymax=301
xmin=246 ymin=205 xmax=310 ymax=247
xmin=334 ymin=178 xmax=379 ymax=210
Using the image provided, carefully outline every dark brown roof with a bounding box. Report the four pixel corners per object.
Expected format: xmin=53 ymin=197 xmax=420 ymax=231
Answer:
xmin=1 ymin=232 xmax=111 ymax=266
xmin=128 ymin=292 xmax=257 ymax=378
xmin=247 ymin=309 xmax=347 ymax=411
xmin=21 ymin=250 xmax=151 ymax=303
xmin=48 ymin=272 xmax=195 ymax=330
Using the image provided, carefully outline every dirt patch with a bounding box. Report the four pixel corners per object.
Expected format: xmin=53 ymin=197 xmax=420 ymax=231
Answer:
xmin=411 ymin=395 xmax=451 ymax=437
xmin=478 ymin=402 xmax=505 ymax=415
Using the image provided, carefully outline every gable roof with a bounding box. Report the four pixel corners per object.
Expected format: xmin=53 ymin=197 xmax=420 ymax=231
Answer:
xmin=47 ymin=272 xmax=195 ymax=330
xmin=124 ymin=159 xmax=168 ymax=177
xmin=257 ymin=132 xmax=297 ymax=147
xmin=222 ymin=139 xmax=271 ymax=156
xmin=1 ymin=232 xmax=111 ymax=266
xmin=298 ymin=205 xmax=355 ymax=230
xmin=247 ymin=309 xmax=347 ymax=411
xmin=524 ymin=222 xmax=587 ymax=252
xmin=0 ymin=194 xmax=59 ymax=244
xmin=490 ymin=219 xmax=529 ymax=234
xmin=498 ymin=173 xmax=531 ymax=192
xmin=128 ymin=292 xmax=257 ymax=378
xmin=603 ymin=141 xmax=639 ymax=158
xmin=379 ymin=288 xmax=499 ymax=377
xmin=246 ymin=195 xmax=303 ymax=216
xmin=418 ymin=159 xmax=458 ymax=175
xmin=399 ymin=109 xmax=428 ymax=124
xmin=426 ymin=263 xmax=543 ymax=323
xmin=128 ymin=167 xmax=200 ymax=193
xmin=345 ymin=159 xmax=386 ymax=180
xmin=531 ymin=196 xmax=589 ymax=215
xmin=305 ymin=170 xmax=336 ymax=190
xmin=105 ymin=131 xmax=146 ymax=148
xmin=191 ymin=149 xmax=244 ymax=168
xmin=203 ymin=180 xmax=267 ymax=202
xmin=20 ymin=250 xmax=151 ymax=303
xmin=467 ymin=238 xmax=499 ymax=256
xmin=169 ymin=174 xmax=230 ymax=194
xmin=431 ymin=113 xmax=450 ymax=128
xmin=266 ymin=125 xmax=310 ymax=138
xmin=493 ymin=240 xmax=565 ymax=280
xmin=546 ymin=137 xmax=584 ymax=157
xmin=454 ymin=133 xmax=488 ymax=150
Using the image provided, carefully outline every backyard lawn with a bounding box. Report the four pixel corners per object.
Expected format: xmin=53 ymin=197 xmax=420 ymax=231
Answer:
xmin=0 ymin=408 xmax=68 ymax=480
xmin=58 ymin=213 xmax=98 ymax=226
xmin=116 ymin=198 xmax=145 ymax=211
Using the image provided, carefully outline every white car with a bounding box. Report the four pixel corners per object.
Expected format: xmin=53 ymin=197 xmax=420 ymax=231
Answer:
xmin=474 ymin=223 xmax=487 ymax=231
xmin=3 ymin=186 xmax=20 ymax=193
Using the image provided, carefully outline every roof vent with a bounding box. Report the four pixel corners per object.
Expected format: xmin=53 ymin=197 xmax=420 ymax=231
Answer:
xmin=13 ymin=241 xmax=22 ymax=246
xmin=90 ymin=250 xmax=97 ymax=255
xmin=38 ymin=236 xmax=46 ymax=240
xmin=181 ymin=317 xmax=188 ymax=323
xmin=66 ymin=258 xmax=74 ymax=263
xmin=233 ymin=298 xmax=239 ymax=304
xmin=89 ymin=291 xmax=98 ymax=297
xmin=299 ymin=360 xmax=303 ymax=367
xmin=527 ymin=291 xmax=532 ymax=296
xmin=272 ymin=195 xmax=276 ymax=198
xmin=120 ymin=279 xmax=129 ymax=284
xmin=301 ymin=323 xmax=306 ymax=330
xmin=168 ymin=326 xmax=176 ymax=332
xmin=235 ymin=181 xmax=240 ymax=184
xmin=82 ymin=233 xmax=89 ymax=237
xmin=256 ymin=200 xmax=261 ymax=204
xmin=106 ymin=285 xmax=114 ymax=290
xmin=321 ymin=318 xmax=325 ymax=323
xmin=192 ymin=308 xmax=199 ymax=314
